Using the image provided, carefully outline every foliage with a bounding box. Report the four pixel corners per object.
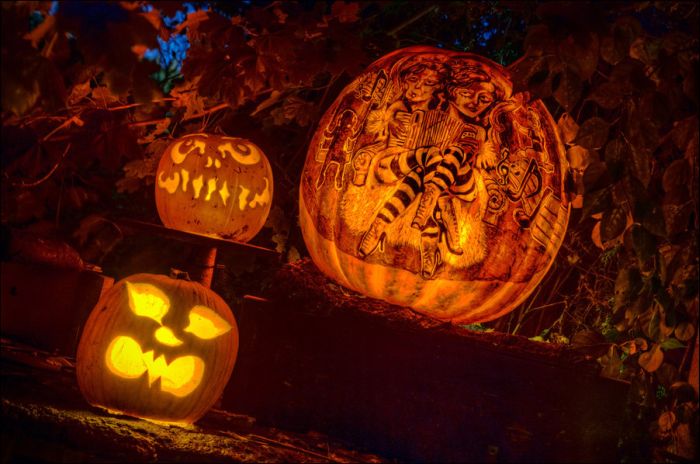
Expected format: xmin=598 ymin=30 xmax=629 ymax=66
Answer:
xmin=1 ymin=1 xmax=698 ymax=461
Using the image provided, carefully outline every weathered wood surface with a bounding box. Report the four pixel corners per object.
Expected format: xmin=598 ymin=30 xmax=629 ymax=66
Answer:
xmin=0 ymin=261 xmax=114 ymax=354
xmin=0 ymin=339 xmax=385 ymax=463
xmin=1 ymin=256 xmax=631 ymax=462
xmin=223 ymin=259 xmax=631 ymax=463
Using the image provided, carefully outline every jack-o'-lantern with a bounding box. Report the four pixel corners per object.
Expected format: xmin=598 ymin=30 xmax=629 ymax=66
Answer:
xmin=155 ymin=133 xmax=273 ymax=242
xmin=299 ymin=46 xmax=569 ymax=323
xmin=76 ymin=273 xmax=238 ymax=424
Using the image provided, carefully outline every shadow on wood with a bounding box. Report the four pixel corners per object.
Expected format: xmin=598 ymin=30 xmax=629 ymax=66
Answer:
xmin=223 ymin=259 xmax=630 ymax=463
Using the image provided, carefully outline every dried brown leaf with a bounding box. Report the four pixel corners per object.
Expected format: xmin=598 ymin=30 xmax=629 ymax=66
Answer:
xmin=639 ymin=343 xmax=663 ymax=372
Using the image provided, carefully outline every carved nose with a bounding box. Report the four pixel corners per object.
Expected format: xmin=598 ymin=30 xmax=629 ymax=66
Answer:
xmin=154 ymin=326 xmax=183 ymax=346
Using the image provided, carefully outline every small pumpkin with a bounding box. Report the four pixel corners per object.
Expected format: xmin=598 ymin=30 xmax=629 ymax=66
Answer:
xmin=299 ymin=46 xmax=569 ymax=323
xmin=76 ymin=273 xmax=238 ymax=424
xmin=155 ymin=133 xmax=273 ymax=242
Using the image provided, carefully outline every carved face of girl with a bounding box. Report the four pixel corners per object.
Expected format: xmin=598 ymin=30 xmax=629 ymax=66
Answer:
xmin=402 ymin=68 xmax=440 ymax=107
xmin=452 ymin=80 xmax=496 ymax=120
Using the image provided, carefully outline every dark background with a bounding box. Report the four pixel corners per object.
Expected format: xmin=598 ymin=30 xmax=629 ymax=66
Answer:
xmin=1 ymin=1 xmax=698 ymax=462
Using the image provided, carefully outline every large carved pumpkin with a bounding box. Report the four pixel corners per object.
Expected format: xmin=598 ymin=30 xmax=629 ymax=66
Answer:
xmin=155 ymin=133 xmax=273 ymax=242
xmin=299 ymin=46 xmax=569 ymax=323
xmin=76 ymin=273 xmax=238 ymax=424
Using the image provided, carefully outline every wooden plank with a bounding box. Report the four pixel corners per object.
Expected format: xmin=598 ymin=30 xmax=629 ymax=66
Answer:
xmin=223 ymin=259 xmax=630 ymax=463
xmin=0 ymin=341 xmax=385 ymax=463
xmin=114 ymin=218 xmax=279 ymax=257
xmin=0 ymin=261 xmax=113 ymax=354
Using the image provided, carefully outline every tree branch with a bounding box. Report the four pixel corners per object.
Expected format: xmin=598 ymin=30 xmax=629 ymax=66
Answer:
xmin=11 ymin=143 xmax=72 ymax=188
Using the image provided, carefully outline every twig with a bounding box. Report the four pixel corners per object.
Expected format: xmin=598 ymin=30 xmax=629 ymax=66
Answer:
xmin=388 ymin=4 xmax=438 ymax=37
xmin=285 ymin=73 xmax=342 ymax=171
xmin=107 ymin=98 xmax=176 ymax=111
xmin=40 ymin=115 xmax=83 ymax=143
xmin=129 ymin=103 xmax=231 ymax=128
xmin=128 ymin=118 xmax=167 ymax=128
xmin=12 ymin=143 xmax=72 ymax=188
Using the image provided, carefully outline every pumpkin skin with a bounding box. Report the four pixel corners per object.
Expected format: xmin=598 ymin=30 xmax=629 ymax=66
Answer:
xmin=155 ymin=133 xmax=273 ymax=242
xmin=76 ymin=273 xmax=239 ymax=424
xmin=299 ymin=46 xmax=569 ymax=323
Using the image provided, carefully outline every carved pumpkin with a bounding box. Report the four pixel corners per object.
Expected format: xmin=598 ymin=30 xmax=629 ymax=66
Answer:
xmin=155 ymin=133 xmax=273 ymax=242
xmin=76 ymin=273 xmax=239 ymax=424
xmin=299 ymin=46 xmax=569 ymax=323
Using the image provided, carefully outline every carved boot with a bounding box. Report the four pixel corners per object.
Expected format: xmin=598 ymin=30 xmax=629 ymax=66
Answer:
xmin=412 ymin=183 xmax=441 ymax=230
xmin=358 ymin=217 xmax=388 ymax=258
xmin=419 ymin=232 xmax=441 ymax=279
xmin=352 ymin=151 xmax=371 ymax=186
xmin=437 ymin=196 xmax=463 ymax=255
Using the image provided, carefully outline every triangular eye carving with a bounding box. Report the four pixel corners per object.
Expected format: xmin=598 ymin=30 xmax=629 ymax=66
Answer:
xmin=126 ymin=283 xmax=170 ymax=324
xmin=184 ymin=305 xmax=231 ymax=339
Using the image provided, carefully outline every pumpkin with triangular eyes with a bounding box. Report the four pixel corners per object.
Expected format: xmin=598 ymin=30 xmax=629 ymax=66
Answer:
xmin=76 ymin=273 xmax=238 ymax=425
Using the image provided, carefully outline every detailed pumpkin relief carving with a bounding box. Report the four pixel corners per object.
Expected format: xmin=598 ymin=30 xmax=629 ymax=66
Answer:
xmin=300 ymin=46 xmax=569 ymax=323
xmin=155 ymin=133 xmax=273 ymax=242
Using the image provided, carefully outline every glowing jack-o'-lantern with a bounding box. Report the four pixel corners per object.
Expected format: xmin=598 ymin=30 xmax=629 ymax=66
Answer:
xmin=76 ymin=273 xmax=238 ymax=424
xmin=299 ymin=46 xmax=569 ymax=323
xmin=155 ymin=133 xmax=273 ymax=242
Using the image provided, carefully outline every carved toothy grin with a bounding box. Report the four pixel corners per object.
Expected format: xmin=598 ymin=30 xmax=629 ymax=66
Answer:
xmin=158 ymin=170 xmax=270 ymax=210
xmin=105 ymin=336 xmax=205 ymax=397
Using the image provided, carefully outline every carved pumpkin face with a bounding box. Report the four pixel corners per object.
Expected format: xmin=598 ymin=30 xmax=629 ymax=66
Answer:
xmin=155 ymin=133 xmax=273 ymax=242
xmin=299 ymin=46 xmax=569 ymax=323
xmin=76 ymin=273 xmax=239 ymax=424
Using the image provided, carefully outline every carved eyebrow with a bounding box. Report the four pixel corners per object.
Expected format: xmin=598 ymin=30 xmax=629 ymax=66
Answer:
xmin=184 ymin=305 xmax=231 ymax=340
xmin=126 ymin=282 xmax=170 ymax=324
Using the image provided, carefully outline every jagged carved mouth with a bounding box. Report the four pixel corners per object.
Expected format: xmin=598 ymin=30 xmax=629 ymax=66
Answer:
xmin=158 ymin=170 xmax=270 ymax=210
xmin=105 ymin=336 xmax=205 ymax=397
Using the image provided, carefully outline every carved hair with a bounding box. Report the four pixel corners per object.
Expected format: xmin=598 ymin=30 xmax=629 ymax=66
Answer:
xmin=445 ymin=59 xmax=506 ymax=102
xmin=396 ymin=56 xmax=448 ymax=109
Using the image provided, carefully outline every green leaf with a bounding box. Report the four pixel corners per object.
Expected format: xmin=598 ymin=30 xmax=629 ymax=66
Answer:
xmin=660 ymin=339 xmax=685 ymax=350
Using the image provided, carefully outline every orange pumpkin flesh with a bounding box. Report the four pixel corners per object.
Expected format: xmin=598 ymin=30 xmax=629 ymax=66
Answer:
xmin=299 ymin=46 xmax=569 ymax=323
xmin=76 ymin=273 xmax=239 ymax=425
xmin=155 ymin=133 xmax=273 ymax=242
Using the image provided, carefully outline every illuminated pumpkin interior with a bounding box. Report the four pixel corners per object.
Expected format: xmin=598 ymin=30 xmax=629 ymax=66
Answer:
xmin=184 ymin=305 xmax=232 ymax=339
xmin=104 ymin=283 xmax=232 ymax=397
xmin=154 ymin=133 xmax=274 ymax=242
